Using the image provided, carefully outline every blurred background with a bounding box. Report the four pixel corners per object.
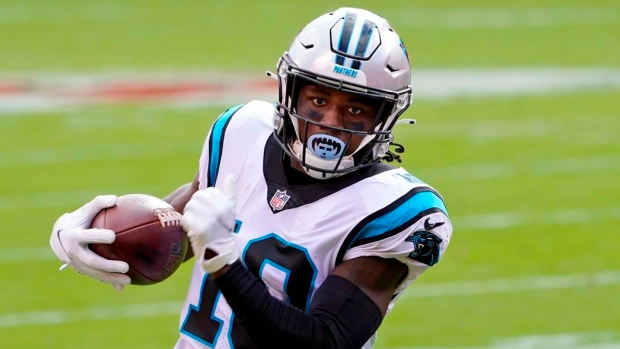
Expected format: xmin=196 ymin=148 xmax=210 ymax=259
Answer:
xmin=1 ymin=0 xmax=619 ymax=348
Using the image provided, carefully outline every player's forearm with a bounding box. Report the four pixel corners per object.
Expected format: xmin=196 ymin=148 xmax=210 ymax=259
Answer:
xmin=164 ymin=172 xmax=200 ymax=212
xmin=163 ymin=182 xmax=195 ymax=213
xmin=213 ymin=260 xmax=381 ymax=349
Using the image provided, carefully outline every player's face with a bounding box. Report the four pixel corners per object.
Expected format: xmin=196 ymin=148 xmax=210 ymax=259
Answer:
xmin=295 ymin=83 xmax=380 ymax=155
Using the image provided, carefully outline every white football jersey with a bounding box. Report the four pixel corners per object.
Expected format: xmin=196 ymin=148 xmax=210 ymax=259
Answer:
xmin=174 ymin=101 xmax=452 ymax=349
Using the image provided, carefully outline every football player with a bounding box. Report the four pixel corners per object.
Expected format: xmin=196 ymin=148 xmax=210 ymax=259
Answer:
xmin=50 ymin=7 xmax=452 ymax=349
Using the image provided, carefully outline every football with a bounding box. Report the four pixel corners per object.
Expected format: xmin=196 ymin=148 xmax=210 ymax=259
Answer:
xmin=89 ymin=194 xmax=188 ymax=285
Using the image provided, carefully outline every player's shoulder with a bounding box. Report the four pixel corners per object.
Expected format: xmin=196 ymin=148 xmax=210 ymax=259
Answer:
xmin=199 ymin=101 xmax=275 ymax=188
xmin=342 ymin=167 xmax=452 ymax=287
xmin=215 ymin=100 xmax=274 ymax=133
xmin=355 ymin=166 xmax=448 ymax=216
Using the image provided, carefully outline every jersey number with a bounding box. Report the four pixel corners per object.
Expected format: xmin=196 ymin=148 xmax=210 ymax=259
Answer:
xmin=181 ymin=234 xmax=317 ymax=347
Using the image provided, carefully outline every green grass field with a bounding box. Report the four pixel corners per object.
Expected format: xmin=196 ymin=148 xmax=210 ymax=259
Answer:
xmin=1 ymin=0 xmax=619 ymax=348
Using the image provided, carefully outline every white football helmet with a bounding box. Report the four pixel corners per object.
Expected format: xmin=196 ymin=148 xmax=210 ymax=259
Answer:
xmin=272 ymin=7 xmax=413 ymax=179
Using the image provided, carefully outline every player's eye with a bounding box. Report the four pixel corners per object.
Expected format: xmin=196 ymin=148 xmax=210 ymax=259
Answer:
xmin=312 ymin=97 xmax=326 ymax=106
xmin=349 ymin=107 xmax=363 ymax=115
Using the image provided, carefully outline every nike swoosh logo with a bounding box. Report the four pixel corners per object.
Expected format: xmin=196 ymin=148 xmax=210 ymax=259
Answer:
xmin=424 ymin=217 xmax=445 ymax=231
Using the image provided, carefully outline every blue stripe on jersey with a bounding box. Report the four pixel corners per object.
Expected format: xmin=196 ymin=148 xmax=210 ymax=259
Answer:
xmin=207 ymin=104 xmax=244 ymax=187
xmin=335 ymin=187 xmax=447 ymax=264
xmin=354 ymin=191 xmax=447 ymax=242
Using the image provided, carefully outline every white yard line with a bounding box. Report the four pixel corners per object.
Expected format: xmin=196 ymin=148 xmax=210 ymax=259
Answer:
xmin=4 ymin=204 xmax=620 ymax=263
xmin=388 ymin=7 xmax=619 ymax=28
xmin=408 ymin=68 xmax=620 ymax=99
xmin=0 ymin=3 xmax=133 ymax=24
xmin=1 ymin=270 xmax=619 ymax=329
xmin=1 ymin=5 xmax=616 ymax=28
xmin=456 ymin=206 xmax=620 ymax=231
xmin=0 ymin=68 xmax=619 ymax=113
xmin=415 ymin=154 xmax=620 ymax=181
xmin=401 ymin=271 xmax=620 ymax=299
xmin=0 ymin=301 xmax=182 ymax=329
xmin=0 ymin=247 xmax=53 ymax=263
xmin=389 ymin=331 xmax=620 ymax=349
xmin=0 ymin=142 xmax=198 ymax=168
xmin=1 ymin=139 xmax=618 ymax=179
xmin=0 ymin=186 xmax=165 ymax=212
xmin=408 ymin=115 xmax=619 ymax=142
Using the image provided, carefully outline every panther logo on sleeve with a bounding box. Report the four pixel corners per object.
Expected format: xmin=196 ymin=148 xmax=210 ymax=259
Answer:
xmin=406 ymin=231 xmax=443 ymax=266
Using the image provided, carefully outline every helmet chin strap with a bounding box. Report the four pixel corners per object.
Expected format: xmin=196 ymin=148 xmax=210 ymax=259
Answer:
xmin=290 ymin=139 xmax=355 ymax=180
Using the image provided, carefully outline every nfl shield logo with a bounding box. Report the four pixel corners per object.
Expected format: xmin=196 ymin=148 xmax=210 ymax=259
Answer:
xmin=270 ymin=189 xmax=290 ymax=211
xmin=164 ymin=241 xmax=185 ymax=272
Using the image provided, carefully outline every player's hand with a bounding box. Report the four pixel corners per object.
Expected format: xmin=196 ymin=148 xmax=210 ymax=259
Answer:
xmin=182 ymin=174 xmax=239 ymax=274
xmin=50 ymin=195 xmax=131 ymax=291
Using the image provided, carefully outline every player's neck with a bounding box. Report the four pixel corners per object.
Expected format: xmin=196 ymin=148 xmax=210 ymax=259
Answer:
xmin=289 ymin=158 xmax=306 ymax=174
xmin=283 ymin=156 xmax=320 ymax=186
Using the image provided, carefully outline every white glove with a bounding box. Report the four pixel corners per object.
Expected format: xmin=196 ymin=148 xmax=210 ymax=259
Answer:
xmin=50 ymin=195 xmax=131 ymax=291
xmin=182 ymin=174 xmax=239 ymax=274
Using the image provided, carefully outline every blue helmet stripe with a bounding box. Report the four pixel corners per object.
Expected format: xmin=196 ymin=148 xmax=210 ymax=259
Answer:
xmin=335 ymin=13 xmax=357 ymax=66
xmin=351 ymin=20 xmax=375 ymax=70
